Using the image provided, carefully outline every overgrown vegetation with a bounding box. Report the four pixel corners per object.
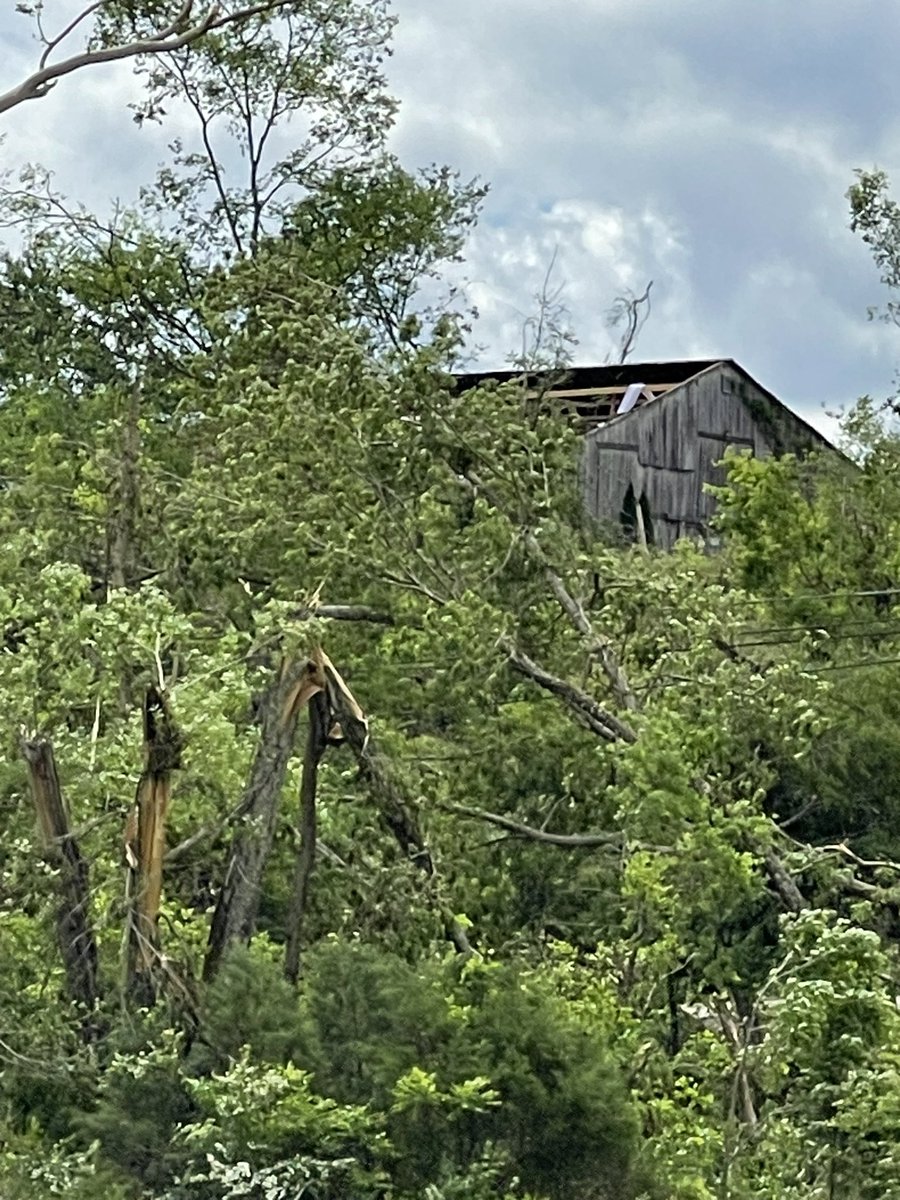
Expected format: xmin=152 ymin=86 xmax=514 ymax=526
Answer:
xmin=4 ymin=5 xmax=900 ymax=1197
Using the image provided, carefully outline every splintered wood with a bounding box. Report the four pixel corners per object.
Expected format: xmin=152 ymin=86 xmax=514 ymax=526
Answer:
xmin=124 ymin=685 xmax=183 ymax=999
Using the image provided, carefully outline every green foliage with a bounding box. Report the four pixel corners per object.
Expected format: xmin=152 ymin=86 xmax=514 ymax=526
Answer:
xmin=8 ymin=7 xmax=900 ymax=1200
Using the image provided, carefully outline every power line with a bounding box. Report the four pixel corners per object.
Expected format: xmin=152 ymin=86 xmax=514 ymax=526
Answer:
xmin=733 ymin=626 xmax=900 ymax=648
xmin=802 ymin=655 xmax=900 ymax=673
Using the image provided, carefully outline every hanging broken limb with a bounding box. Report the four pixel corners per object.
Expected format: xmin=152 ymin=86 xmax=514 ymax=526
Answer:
xmin=321 ymin=655 xmax=430 ymax=872
xmin=503 ymin=639 xmax=637 ymax=743
xmin=321 ymin=653 xmax=474 ymax=957
xmin=20 ymin=735 xmax=99 ymax=1025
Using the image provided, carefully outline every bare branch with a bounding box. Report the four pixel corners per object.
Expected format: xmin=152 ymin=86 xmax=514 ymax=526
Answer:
xmin=607 ymin=280 xmax=653 ymax=364
xmin=522 ymin=530 xmax=639 ymax=710
xmin=445 ymin=802 xmax=676 ymax=856
xmin=819 ymin=841 xmax=900 ymax=873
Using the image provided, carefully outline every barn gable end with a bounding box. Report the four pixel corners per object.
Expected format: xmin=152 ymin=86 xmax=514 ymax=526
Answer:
xmin=456 ymin=359 xmax=832 ymax=549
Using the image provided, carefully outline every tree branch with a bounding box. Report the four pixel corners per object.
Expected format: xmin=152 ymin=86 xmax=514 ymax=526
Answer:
xmin=289 ymin=604 xmax=398 ymax=625
xmin=20 ymin=735 xmax=99 ymax=1025
xmin=284 ymin=690 xmax=329 ymax=985
xmin=0 ymin=2 xmax=292 ymax=117
xmin=523 ymin=531 xmax=638 ymax=711
xmin=763 ymin=846 xmax=806 ymax=913
xmin=442 ymin=802 xmax=626 ymax=848
xmin=203 ymin=653 xmax=325 ymax=982
xmin=503 ymin=639 xmax=637 ymax=744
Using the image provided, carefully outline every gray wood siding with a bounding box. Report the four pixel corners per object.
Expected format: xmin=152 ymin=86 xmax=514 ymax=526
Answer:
xmin=581 ymin=363 xmax=822 ymax=548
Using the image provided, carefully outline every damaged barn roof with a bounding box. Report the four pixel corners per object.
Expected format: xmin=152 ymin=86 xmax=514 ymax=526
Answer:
xmin=454 ymin=358 xmax=833 ymax=446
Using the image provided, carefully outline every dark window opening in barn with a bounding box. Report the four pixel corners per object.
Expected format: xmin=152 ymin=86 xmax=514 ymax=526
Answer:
xmin=620 ymin=484 xmax=654 ymax=546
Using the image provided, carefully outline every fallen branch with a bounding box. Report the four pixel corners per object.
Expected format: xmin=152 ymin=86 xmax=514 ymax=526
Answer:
xmin=442 ymin=802 xmax=626 ymax=848
xmin=503 ymin=640 xmax=637 ymax=744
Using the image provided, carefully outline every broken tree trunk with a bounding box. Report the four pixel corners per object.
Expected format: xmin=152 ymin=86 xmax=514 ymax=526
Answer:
xmin=283 ymin=690 xmax=330 ymax=985
xmin=124 ymin=686 xmax=183 ymax=1003
xmin=20 ymin=736 xmax=99 ymax=1020
xmin=203 ymin=655 xmax=325 ymax=982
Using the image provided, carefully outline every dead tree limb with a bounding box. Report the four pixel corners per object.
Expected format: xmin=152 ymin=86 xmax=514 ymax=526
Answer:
xmin=284 ymin=691 xmax=330 ymax=985
xmin=203 ymin=654 xmax=325 ymax=982
xmin=607 ymin=280 xmax=653 ymax=364
xmin=0 ymin=1 xmax=294 ymax=117
xmin=20 ymin=736 xmax=99 ymax=1020
xmin=123 ymin=686 xmax=183 ymax=1002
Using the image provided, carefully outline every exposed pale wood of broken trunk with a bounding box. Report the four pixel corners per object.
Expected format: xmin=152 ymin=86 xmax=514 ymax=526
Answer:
xmin=124 ymin=686 xmax=183 ymax=1002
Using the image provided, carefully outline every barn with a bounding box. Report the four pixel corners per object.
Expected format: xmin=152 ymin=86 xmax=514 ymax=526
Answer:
xmin=454 ymin=359 xmax=834 ymax=549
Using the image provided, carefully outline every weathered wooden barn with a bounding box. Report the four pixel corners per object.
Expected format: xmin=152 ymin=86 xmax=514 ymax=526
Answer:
xmin=455 ymin=359 xmax=833 ymax=549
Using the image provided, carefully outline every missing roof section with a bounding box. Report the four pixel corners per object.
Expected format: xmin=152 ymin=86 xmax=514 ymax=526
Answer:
xmin=454 ymin=359 xmax=722 ymax=431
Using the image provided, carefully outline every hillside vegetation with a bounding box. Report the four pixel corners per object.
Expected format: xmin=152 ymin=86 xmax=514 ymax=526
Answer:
xmin=4 ymin=5 xmax=900 ymax=1197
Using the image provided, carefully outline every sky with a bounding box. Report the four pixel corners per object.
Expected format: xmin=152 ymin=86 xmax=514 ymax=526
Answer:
xmin=3 ymin=2 xmax=900 ymax=439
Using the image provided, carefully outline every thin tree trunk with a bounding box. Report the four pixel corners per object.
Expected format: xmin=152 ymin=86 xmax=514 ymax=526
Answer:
xmin=203 ymin=655 xmax=325 ymax=982
xmin=284 ymin=691 xmax=330 ymax=984
xmin=20 ymin=736 xmax=99 ymax=1023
